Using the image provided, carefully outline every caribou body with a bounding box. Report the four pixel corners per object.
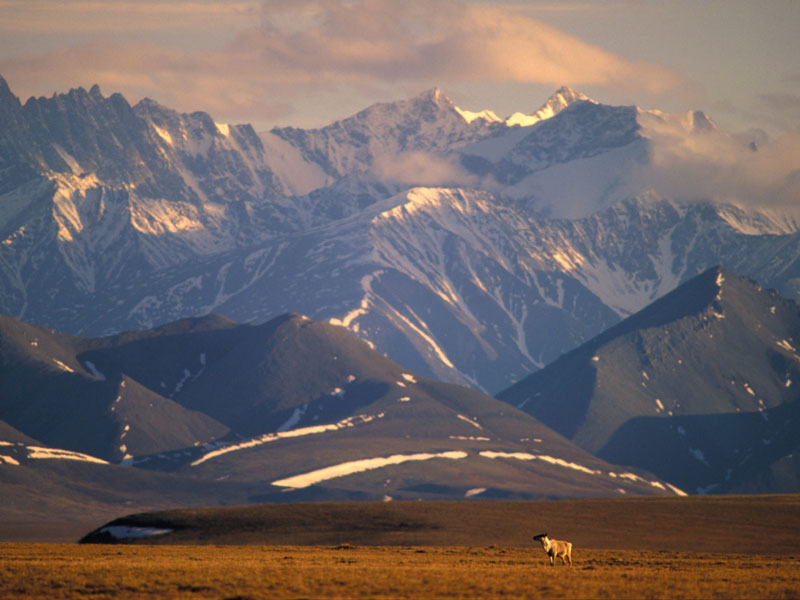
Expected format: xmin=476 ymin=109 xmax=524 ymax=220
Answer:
xmin=533 ymin=533 xmax=572 ymax=566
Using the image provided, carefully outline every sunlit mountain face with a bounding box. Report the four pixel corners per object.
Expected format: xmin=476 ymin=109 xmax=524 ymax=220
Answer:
xmin=1 ymin=77 xmax=799 ymax=396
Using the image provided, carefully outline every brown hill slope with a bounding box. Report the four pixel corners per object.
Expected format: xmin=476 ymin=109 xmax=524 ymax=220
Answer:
xmin=80 ymin=494 xmax=800 ymax=553
xmin=498 ymin=267 xmax=800 ymax=495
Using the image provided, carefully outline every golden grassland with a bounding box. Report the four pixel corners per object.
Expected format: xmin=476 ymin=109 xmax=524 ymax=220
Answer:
xmin=2 ymin=543 xmax=800 ymax=600
xmin=2 ymin=495 xmax=800 ymax=599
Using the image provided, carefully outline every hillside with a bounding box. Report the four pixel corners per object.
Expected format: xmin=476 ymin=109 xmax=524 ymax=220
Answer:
xmin=1 ymin=312 xmax=684 ymax=539
xmin=498 ymin=267 xmax=800 ymax=494
xmin=0 ymin=314 xmax=231 ymax=462
xmin=79 ymin=495 xmax=800 ymax=553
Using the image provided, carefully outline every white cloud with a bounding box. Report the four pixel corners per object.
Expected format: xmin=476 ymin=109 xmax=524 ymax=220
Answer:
xmin=634 ymin=111 xmax=800 ymax=209
xmin=370 ymin=151 xmax=480 ymax=188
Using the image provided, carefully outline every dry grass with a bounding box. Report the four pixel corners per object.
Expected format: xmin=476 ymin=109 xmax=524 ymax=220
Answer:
xmin=2 ymin=543 xmax=799 ymax=600
xmin=4 ymin=495 xmax=800 ymax=598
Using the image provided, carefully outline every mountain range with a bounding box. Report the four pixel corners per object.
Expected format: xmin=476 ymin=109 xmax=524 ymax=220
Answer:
xmin=2 ymin=77 xmax=799 ymax=394
xmin=1 ymin=76 xmax=799 ymax=526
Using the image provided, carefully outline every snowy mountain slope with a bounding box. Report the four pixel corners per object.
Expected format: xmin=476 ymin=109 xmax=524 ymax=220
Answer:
xmin=462 ymin=100 xmax=642 ymax=181
xmin=1 ymin=77 xmax=799 ymax=395
xmin=457 ymin=99 xmax=747 ymax=220
xmin=45 ymin=186 xmax=621 ymax=390
xmin=0 ymin=77 xmax=301 ymax=323
xmin=267 ymin=88 xmax=502 ymax=184
xmin=260 ymin=85 xmax=592 ymax=201
xmin=506 ymin=86 xmax=591 ymax=127
xmin=252 ymin=87 xmax=595 ymax=225
xmin=351 ymin=191 xmax=800 ymax=389
xmin=53 ymin=185 xmax=800 ymax=393
xmin=497 ymin=267 xmax=800 ymax=494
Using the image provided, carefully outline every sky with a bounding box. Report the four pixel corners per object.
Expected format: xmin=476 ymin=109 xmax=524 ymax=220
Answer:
xmin=0 ymin=0 xmax=798 ymax=138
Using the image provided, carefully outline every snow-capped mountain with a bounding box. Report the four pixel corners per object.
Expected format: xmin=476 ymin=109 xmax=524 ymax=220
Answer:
xmin=0 ymin=76 xmax=303 ymax=326
xmin=506 ymin=86 xmax=591 ymax=127
xmin=1 ymin=76 xmax=798 ymax=394
xmin=27 ymin=186 xmax=800 ymax=394
xmin=263 ymin=87 xmax=502 ymax=191
xmin=497 ymin=267 xmax=800 ymax=494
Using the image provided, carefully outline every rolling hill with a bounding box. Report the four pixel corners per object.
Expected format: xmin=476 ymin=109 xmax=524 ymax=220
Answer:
xmin=1 ymin=312 xmax=683 ymax=539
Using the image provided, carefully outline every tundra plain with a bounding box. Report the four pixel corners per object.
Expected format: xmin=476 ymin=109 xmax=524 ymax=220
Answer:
xmin=2 ymin=544 xmax=799 ymax=600
xmin=2 ymin=495 xmax=799 ymax=599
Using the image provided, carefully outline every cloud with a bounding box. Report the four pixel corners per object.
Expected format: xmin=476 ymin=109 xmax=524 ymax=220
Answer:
xmin=757 ymin=92 xmax=800 ymax=130
xmin=635 ymin=112 xmax=800 ymax=210
xmin=0 ymin=0 xmax=690 ymax=126
xmin=0 ymin=1 xmax=259 ymax=34
xmin=370 ymin=151 xmax=481 ymax=188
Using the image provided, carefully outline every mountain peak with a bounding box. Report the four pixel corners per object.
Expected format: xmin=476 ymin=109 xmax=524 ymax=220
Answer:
xmin=420 ymin=87 xmax=444 ymax=101
xmin=0 ymin=75 xmax=21 ymax=112
xmin=506 ymin=86 xmax=592 ymax=127
xmin=595 ymin=265 xmax=728 ymax=344
xmin=550 ymin=86 xmax=590 ymax=104
xmin=537 ymin=86 xmax=592 ymax=115
xmin=0 ymin=75 xmax=14 ymax=99
xmin=413 ymin=87 xmax=456 ymax=110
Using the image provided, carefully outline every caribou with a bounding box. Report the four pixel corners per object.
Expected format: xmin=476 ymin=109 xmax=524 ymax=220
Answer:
xmin=532 ymin=533 xmax=573 ymax=566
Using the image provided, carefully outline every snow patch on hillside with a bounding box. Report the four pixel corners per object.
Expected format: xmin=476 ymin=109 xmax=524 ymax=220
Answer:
xmin=272 ymin=450 xmax=468 ymax=489
xmin=52 ymin=359 xmax=74 ymax=373
xmin=99 ymin=525 xmax=173 ymax=540
xmin=329 ymin=272 xmax=380 ymax=330
xmin=191 ymin=413 xmax=384 ymax=466
xmin=52 ymin=144 xmax=83 ymax=174
xmin=457 ymin=414 xmax=483 ymax=430
xmin=27 ymin=446 xmax=108 ymax=465
xmin=480 ymin=450 xmax=600 ymax=475
xmin=152 ymin=123 xmax=173 ymax=145
xmin=608 ymin=471 xmax=686 ymax=495
xmin=277 ymin=403 xmax=309 ymax=432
